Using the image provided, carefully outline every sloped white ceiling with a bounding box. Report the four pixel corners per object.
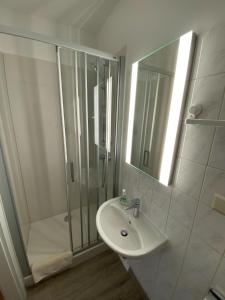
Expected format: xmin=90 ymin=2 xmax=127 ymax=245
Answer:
xmin=0 ymin=0 xmax=119 ymax=33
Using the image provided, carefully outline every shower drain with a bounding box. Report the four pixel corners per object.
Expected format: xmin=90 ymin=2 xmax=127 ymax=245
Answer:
xmin=120 ymin=229 xmax=128 ymax=237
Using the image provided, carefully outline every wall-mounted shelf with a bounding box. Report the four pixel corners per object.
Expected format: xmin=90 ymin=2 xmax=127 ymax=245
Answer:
xmin=186 ymin=118 xmax=225 ymax=127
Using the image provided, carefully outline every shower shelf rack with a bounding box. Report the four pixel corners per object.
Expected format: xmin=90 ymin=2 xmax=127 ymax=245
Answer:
xmin=186 ymin=118 xmax=225 ymax=127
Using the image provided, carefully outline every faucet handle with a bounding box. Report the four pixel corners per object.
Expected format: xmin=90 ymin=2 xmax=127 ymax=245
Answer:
xmin=134 ymin=198 xmax=140 ymax=205
xmin=124 ymin=198 xmax=140 ymax=210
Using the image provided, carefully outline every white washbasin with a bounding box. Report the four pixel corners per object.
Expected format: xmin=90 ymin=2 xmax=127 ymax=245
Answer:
xmin=96 ymin=197 xmax=167 ymax=257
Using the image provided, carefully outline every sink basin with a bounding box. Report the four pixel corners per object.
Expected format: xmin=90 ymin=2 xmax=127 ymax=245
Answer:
xmin=96 ymin=197 xmax=167 ymax=257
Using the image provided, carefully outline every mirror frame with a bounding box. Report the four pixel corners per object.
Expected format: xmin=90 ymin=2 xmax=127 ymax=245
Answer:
xmin=126 ymin=31 xmax=196 ymax=186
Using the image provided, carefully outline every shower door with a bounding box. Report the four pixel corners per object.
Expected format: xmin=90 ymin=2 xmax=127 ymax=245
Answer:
xmin=58 ymin=48 xmax=119 ymax=253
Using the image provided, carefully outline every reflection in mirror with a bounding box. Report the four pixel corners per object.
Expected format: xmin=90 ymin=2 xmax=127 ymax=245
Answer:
xmin=126 ymin=31 xmax=196 ymax=186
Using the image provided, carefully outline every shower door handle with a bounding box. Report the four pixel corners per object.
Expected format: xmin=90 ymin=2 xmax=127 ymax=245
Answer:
xmin=99 ymin=153 xmax=106 ymax=188
xmin=99 ymin=153 xmax=112 ymax=187
xmin=70 ymin=161 xmax=75 ymax=182
xmin=143 ymin=150 xmax=149 ymax=167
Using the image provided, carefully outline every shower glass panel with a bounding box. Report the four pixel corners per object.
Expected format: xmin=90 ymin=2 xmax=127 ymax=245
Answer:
xmin=58 ymin=48 xmax=119 ymax=253
xmin=0 ymin=30 xmax=120 ymax=280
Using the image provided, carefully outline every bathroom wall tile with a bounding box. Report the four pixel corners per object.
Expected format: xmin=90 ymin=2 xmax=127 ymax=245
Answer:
xmin=152 ymin=215 xmax=191 ymax=300
xmin=176 ymin=123 xmax=186 ymax=160
xmin=175 ymin=158 xmax=205 ymax=200
xmin=180 ymin=125 xmax=215 ymax=165
xmin=149 ymin=202 xmax=168 ymax=232
xmin=197 ymin=24 xmax=225 ymax=77
xmin=138 ymin=172 xmax=154 ymax=216
xmin=122 ymin=163 xmax=154 ymax=214
xmin=169 ymin=188 xmax=198 ymax=229
xmin=190 ymin=36 xmax=203 ymax=80
xmin=152 ymin=180 xmax=172 ymax=212
xmin=182 ymin=79 xmax=195 ymax=122
xmin=188 ymin=73 xmax=225 ymax=119
xmin=173 ymin=235 xmax=221 ymax=300
xmin=193 ymin=202 xmax=225 ymax=255
xmin=209 ymin=128 xmax=225 ymax=171
xmin=212 ymin=257 xmax=225 ymax=295
xmin=122 ymin=163 xmax=140 ymax=199
xmin=128 ymin=251 xmax=161 ymax=298
xmin=200 ymin=167 xmax=225 ymax=207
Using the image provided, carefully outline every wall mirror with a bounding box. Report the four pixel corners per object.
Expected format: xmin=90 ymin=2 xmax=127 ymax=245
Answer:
xmin=126 ymin=31 xmax=196 ymax=186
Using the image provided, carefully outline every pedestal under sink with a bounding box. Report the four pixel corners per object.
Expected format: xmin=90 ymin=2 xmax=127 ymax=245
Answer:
xmin=96 ymin=197 xmax=167 ymax=257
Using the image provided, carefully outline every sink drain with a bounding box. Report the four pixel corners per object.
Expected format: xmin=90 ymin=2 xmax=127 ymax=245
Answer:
xmin=120 ymin=229 xmax=128 ymax=237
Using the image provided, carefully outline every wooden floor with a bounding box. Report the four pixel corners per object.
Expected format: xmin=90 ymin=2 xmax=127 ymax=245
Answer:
xmin=0 ymin=291 xmax=5 ymax=300
xmin=27 ymin=249 xmax=147 ymax=300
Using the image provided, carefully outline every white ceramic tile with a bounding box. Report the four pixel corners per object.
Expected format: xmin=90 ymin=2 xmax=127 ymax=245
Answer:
xmin=137 ymin=171 xmax=154 ymax=215
xmin=173 ymin=234 xmax=221 ymax=300
xmin=152 ymin=180 xmax=172 ymax=212
xmin=149 ymin=202 xmax=168 ymax=232
xmin=190 ymin=36 xmax=203 ymax=80
xmin=176 ymin=123 xmax=186 ymax=159
xmin=193 ymin=202 xmax=225 ymax=254
xmin=212 ymin=257 xmax=225 ymax=296
xmin=197 ymin=24 xmax=225 ymax=77
xmin=209 ymin=128 xmax=225 ymax=171
xmin=200 ymin=167 xmax=225 ymax=207
xmin=181 ymin=125 xmax=215 ymax=165
xmin=188 ymin=74 xmax=225 ymax=119
xmin=128 ymin=251 xmax=161 ymax=298
xmin=169 ymin=188 xmax=198 ymax=229
xmin=153 ymin=216 xmax=191 ymax=300
xmin=175 ymin=158 xmax=205 ymax=200
xmin=122 ymin=164 xmax=140 ymax=200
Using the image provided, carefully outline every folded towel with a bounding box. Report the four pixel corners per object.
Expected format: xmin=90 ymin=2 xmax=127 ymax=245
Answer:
xmin=31 ymin=251 xmax=73 ymax=283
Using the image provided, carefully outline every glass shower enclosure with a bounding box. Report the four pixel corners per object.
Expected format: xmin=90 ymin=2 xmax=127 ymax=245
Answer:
xmin=0 ymin=30 xmax=121 ymax=279
xmin=58 ymin=48 xmax=119 ymax=253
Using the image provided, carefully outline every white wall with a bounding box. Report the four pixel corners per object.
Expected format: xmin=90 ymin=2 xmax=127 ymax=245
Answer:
xmin=0 ymin=8 xmax=70 ymax=244
xmin=0 ymin=6 xmax=74 ymax=43
xmin=3 ymin=52 xmax=67 ymax=222
xmin=97 ymin=0 xmax=225 ymax=62
xmin=0 ymin=5 xmax=98 ymax=56
xmin=96 ymin=1 xmax=225 ymax=299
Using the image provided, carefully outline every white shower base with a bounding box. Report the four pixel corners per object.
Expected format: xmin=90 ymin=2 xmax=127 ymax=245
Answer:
xmin=27 ymin=212 xmax=71 ymax=267
xmin=27 ymin=204 xmax=98 ymax=268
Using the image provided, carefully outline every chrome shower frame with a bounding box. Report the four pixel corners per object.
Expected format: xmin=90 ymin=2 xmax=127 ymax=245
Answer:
xmin=0 ymin=25 xmax=124 ymax=278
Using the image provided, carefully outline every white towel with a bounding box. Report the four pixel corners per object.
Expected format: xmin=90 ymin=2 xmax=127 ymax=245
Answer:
xmin=31 ymin=251 xmax=73 ymax=283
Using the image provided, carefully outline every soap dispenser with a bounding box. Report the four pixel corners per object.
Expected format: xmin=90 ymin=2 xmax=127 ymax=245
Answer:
xmin=120 ymin=189 xmax=128 ymax=206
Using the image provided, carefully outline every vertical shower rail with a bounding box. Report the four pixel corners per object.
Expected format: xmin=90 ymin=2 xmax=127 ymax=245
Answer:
xmin=57 ymin=47 xmax=123 ymax=254
xmin=84 ymin=53 xmax=91 ymax=245
xmin=56 ymin=46 xmax=74 ymax=253
xmin=74 ymin=52 xmax=84 ymax=249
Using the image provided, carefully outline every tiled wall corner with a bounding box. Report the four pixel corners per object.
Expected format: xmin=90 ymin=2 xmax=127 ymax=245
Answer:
xmin=121 ymin=22 xmax=225 ymax=300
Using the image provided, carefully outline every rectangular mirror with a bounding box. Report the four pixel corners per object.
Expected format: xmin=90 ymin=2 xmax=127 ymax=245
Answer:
xmin=126 ymin=31 xmax=196 ymax=186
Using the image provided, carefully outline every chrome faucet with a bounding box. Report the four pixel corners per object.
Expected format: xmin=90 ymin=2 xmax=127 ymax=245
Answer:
xmin=124 ymin=198 xmax=140 ymax=218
